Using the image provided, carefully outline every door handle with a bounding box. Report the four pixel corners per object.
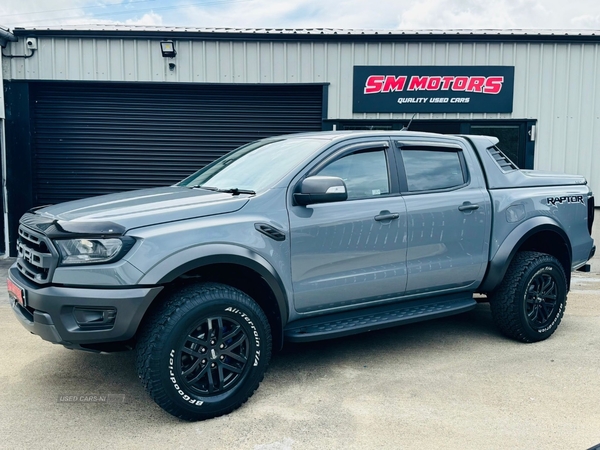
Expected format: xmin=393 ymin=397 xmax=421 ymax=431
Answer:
xmin=458 ymin=202 xmax=480 ymax=212
xmin=374 ymin=212 xmax=400 ymax=221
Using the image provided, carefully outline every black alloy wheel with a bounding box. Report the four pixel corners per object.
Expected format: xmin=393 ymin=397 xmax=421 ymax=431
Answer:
xmin=177 ymin=316 xmax=250 ymax=396
xmin=525 ymin=272 xmax=559 ymax=330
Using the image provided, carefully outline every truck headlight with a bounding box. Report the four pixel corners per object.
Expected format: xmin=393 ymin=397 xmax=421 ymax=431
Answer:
xmin=54 ymin=237 xmax=135 ymax=265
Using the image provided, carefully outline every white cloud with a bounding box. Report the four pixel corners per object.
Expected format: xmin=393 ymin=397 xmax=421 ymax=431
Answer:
xmin=172 ymin=0 xmax=404 ymax=29
xmin=1 ymin=0 xmax=600 ymax=30
xmin=0 ymin=0 xmax=165 ymax=28
xmin=0 ymin=0 xmax=117 ymax=28
xmin=571 ymin=14 xmax=600 ymax=28
xmin=168 ymin=0 xmax=600 ymax=30
xmin=124 ymin=11 xmax=163 ymax=26
xmin=397 ymin=0 xmax=553 ymax=29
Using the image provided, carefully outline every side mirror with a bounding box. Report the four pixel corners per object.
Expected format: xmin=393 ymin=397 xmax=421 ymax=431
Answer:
xmin=294 ymin=176 xmax=348 ymax=206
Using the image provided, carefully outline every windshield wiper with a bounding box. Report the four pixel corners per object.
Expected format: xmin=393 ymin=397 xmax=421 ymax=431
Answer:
xmin=191 ymin=185 xmax=256 ymax=196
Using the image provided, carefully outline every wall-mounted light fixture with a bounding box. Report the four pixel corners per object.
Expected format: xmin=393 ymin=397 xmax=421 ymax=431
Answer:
xmin=160 ymin=40 xmax=176 ymax=58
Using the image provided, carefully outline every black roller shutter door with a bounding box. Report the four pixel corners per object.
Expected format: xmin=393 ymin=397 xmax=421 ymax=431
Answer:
xmin=30 ymin=82 xmax=324 ymax=205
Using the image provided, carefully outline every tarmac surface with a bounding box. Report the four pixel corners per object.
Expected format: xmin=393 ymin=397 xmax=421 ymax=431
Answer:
xmin=1 ymin=219 xmax=599 ymax=450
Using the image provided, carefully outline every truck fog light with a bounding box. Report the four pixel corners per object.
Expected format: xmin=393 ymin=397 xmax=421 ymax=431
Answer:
xmin=73 ymin=307 xmax=117 ymax=328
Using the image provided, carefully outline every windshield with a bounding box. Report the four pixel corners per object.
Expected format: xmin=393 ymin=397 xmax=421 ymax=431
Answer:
xmin=178 ymin=137 xmax=327 ymax=192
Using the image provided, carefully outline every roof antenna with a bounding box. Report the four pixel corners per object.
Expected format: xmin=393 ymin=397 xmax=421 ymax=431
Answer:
xmin=401 ymin=113 xmax=417 ymax=131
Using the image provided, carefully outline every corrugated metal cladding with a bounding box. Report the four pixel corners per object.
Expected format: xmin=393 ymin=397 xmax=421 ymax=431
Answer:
xmin=5 ymin=36 xmax=600 ymax=195
xmin=30 ymin=82 xmax=323 ymax=204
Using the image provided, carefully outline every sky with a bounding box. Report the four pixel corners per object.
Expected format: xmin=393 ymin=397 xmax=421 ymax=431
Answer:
xmin=1 ymin=0 xmax=600 ymax=31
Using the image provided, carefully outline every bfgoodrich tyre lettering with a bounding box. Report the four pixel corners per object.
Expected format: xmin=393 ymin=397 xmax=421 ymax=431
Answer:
xmin=136 ymin=283 xmax=272 ymax=421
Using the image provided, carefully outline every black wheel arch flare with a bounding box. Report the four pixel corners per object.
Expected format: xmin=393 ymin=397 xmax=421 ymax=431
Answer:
xmin=139 ymin=244 xmax=289 ymax=350
xmin=480 ymin=217 xmax=572 ymax=293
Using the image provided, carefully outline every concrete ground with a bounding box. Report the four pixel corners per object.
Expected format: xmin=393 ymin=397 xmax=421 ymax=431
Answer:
xmin=1 ymin=219 xmax=599 ymax=450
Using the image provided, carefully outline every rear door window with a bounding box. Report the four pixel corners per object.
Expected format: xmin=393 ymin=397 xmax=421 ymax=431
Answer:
xmin=399 ymin=147 xmax=467 ymax=192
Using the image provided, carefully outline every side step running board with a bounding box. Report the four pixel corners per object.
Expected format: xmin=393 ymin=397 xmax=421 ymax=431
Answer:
xmin=284 ymin=295 xmax=477 ymax=343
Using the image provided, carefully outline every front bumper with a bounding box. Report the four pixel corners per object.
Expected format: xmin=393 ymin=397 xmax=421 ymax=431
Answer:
xmin=9 ymin=266 xmax=162 ymax=350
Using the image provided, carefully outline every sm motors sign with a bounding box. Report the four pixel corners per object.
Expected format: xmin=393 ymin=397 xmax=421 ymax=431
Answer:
xmin=353 ymin=66 xmax=514 ymax=113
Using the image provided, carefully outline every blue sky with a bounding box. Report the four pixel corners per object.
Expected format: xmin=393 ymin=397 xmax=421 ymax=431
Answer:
xmin=2 ymin=0 xmax=600 ymax=30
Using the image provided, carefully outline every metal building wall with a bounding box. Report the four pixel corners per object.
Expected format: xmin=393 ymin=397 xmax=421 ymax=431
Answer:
xmin=3 ymin=36 xmax=600 ymax=195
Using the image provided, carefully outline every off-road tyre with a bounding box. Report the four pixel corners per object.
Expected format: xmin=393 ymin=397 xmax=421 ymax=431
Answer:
xmin=136 ymin=282 xmax=272 ymax=421
xmin=489 ymin=251 xmax=567 ymax=343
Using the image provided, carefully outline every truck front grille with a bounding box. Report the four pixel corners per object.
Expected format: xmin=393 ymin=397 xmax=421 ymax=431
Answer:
xmin=17 ymin=225 xmax=58 ymax=284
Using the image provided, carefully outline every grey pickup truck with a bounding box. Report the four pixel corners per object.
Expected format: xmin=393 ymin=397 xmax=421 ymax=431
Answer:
xmin=8 ymin=131 xmax=595 ymax=420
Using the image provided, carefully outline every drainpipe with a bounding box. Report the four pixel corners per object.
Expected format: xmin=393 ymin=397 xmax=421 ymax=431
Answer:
xmin=0 ymin=26 xmax=17 ymax=49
